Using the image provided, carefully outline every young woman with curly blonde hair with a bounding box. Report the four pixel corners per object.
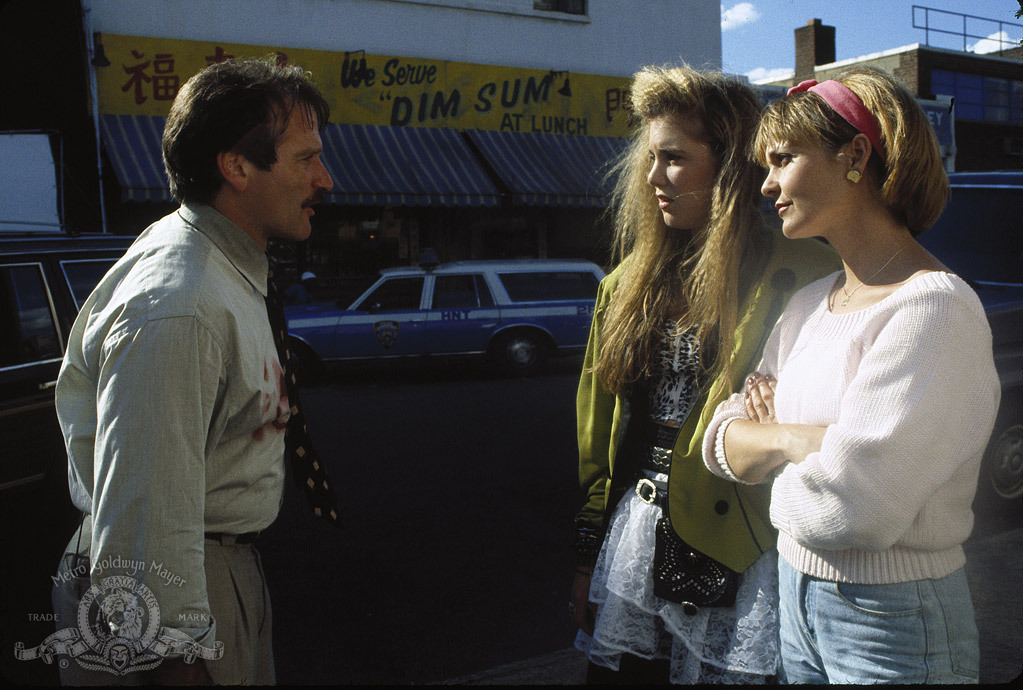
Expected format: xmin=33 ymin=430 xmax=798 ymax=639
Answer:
xmin=570 ymin=65 xmax=839 ymax=684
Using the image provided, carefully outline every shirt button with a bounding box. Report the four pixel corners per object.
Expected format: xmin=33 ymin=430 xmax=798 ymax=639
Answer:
xmin=715 ymin=500 xmax=729 ymax=515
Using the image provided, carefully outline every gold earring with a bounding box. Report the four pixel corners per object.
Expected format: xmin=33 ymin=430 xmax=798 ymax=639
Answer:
xmin=847 ymin=168 xmax=862 ymax=184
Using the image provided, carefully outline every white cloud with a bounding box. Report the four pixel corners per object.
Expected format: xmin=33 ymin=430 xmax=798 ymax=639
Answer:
xmin=721 ymin=2 xmax=759 ymax=31
xmin=968 ymin=30 xmax=1019 ymax=54
xmin=747 ymin=67 xmax=793 ymax=84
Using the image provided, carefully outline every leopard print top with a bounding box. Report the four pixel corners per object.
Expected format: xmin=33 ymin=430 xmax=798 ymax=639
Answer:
xmin=648 ymin=320 xmax=701 ymax=425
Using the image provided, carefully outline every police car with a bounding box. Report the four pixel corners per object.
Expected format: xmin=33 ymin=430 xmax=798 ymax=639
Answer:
xmin=284 ymin=258 xmax=605 ymax=376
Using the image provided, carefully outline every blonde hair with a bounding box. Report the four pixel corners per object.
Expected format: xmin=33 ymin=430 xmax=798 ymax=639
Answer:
xmin=595 ymin=65 xmax=768 ymax=394
xmin=754 ymin=66 xmax=948 ymax=236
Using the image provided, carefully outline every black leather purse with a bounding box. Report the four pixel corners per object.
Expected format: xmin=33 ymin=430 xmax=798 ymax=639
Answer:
xmin=653 ymin=515 xmax=739 ymax=613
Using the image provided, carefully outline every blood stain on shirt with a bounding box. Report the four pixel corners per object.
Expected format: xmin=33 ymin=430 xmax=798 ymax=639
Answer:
xmin=252 ymin=357 xmax=290 ymax=441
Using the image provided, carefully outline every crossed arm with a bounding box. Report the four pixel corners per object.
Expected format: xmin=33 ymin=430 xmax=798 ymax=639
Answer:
xmin=719 ymin=373 xmax=826 ymax=484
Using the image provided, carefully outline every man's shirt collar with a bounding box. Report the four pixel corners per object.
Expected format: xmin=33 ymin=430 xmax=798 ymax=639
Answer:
xmin=178 ymin=201 xmax=269 ymax=296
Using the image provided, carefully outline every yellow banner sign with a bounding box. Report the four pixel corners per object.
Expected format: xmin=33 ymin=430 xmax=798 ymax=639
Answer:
xmin=95 ymin=33 xmax=635 ymax=137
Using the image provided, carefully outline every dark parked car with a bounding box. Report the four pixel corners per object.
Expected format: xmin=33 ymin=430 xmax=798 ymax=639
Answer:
xmin=1 ymin=234 xmax=134 ymax=492
xmin=918 ymin=170 xmax=1023 ymax=500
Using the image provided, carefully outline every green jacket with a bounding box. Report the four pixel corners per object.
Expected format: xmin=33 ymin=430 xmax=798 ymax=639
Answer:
xmin=576 ymin=228 xmax=841 ymax=573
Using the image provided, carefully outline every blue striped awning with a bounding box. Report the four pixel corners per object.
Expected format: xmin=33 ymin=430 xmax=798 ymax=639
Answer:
xmin=466 ymin=130 xmax=629 ymax=207
xmin=99 ymin=116 xmax=501 ymax=207
xmin=100 ymin=114 xmax=172 ymax=202
xmin=99 ymin=116 xmax=625 ymax=208
xmin=320 ymin=124 xmax=500 ymax=207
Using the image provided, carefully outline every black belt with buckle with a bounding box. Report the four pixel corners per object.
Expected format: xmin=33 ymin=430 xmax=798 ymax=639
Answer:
xmin=639 ymin=421 xmax=680 ymax=472
xmin=635 ymin=477 xmax=669 ymax=509
xmin=204 ymin=532 xmax=260 ymax=545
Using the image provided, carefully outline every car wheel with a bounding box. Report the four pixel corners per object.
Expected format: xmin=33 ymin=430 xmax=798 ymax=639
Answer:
xmin=986 ymin=421 xmax=1023 ymax=500
xmin=496 ymin=331 xmax=547 ymax=376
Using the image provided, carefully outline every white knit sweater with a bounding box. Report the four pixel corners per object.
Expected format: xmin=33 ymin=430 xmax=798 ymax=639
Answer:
xmin=703 ymin=271 xmax=1000 ymax=584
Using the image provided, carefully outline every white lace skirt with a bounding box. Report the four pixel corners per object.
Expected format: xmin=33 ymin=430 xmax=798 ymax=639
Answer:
xmin=575 ymin=470 xmax=780 ymax=684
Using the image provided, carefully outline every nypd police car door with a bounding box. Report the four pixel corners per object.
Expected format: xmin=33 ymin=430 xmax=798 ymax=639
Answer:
xmin=338 ymin=276 xmax=426 ymax=357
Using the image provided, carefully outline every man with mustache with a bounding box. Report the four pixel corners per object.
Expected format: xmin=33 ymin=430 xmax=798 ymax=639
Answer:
xmin=53 ymin=58 xmax=335 ymax=685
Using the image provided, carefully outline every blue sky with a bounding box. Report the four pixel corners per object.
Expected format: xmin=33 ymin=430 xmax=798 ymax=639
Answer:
xmin=721 ymin=0 xmax=1023 ymax=82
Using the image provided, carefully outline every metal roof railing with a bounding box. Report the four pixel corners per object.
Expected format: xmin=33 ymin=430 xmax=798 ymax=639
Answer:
xmin=912 ymin=4 xmax=1022 ymax=54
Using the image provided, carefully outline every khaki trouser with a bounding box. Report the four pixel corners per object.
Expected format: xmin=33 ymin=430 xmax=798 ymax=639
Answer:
xmin=51 ymin=526 xmax=275 ymax=685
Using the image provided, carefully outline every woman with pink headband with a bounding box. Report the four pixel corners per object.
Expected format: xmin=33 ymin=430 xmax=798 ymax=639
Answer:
xmin=701 ymin=66 xmax=999 ymax=683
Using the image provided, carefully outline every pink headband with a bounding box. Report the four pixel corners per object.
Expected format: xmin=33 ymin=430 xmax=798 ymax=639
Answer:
xmin=787 ymin=79 xmax=886 ymax=161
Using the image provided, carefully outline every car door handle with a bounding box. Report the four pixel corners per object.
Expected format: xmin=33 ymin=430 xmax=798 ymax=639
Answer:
xmin=38 ymin=380 xmax=57 ymax=391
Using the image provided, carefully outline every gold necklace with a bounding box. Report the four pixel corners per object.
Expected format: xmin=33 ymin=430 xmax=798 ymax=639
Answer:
xmin=837 ymin=243 xmax=909 ymax=308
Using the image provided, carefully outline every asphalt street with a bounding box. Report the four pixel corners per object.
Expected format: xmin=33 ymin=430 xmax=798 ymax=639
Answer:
xmin=261 ymin=355 xmax=1022 ymax=685
xmin=3 ymin=354 xmax=1020 ymax=685
xmin=258 ymin=356 xmax=586 ymax=685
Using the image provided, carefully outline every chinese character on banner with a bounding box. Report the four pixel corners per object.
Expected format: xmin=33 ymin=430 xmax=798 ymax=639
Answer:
xmin=152 ymin=54 xmax=180 ymax=101
xmin=205 ymin=47 xmax=286 ymax=68
xmin=604 ymin=87 xmax=635 ymax=125
xmin=205 ymin=46 xmax=234 ymax=65
xmin=121 ymin=50 xmax=151 ymax=105
xmin=601 ymin=87 xmax=634 ymax=126
xmin=120 ymin=50 xmax=180 ymax=104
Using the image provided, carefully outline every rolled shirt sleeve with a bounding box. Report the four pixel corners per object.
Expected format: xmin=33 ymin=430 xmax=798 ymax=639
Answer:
xmin=89 ymin=315 xmax=224 ymax=646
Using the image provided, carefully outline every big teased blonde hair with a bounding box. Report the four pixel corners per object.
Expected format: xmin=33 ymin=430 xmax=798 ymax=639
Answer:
xmin=595 ymin=65 xmax=769 ymax=394
xmin=754 ymin=66 xmax=948 ymax=236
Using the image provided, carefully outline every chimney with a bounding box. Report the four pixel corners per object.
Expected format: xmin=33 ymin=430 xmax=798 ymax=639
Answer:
xmin=795 ymin=18 xmax=836 ymax=83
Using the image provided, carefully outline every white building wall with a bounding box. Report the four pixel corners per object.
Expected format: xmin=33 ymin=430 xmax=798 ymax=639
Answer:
xmin=87 ymin=0 xmax=721 ymax=77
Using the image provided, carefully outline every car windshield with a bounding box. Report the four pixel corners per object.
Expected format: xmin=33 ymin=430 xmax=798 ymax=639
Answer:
xmin=918 ymin=187 xmax=1023 ymax=286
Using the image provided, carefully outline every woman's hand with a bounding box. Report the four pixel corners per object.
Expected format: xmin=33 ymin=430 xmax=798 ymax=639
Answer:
xmin=570 ymin=567 xmax=597 ymax=636
xmin=744 ymin=372 xmax=777 ymax=424
xmin=723 ymin=374 xmax=827 ymax=483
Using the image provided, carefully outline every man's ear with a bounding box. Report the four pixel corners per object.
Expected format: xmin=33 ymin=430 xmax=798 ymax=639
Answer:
xmin=217 ymin=150 xmax=249 ymax=193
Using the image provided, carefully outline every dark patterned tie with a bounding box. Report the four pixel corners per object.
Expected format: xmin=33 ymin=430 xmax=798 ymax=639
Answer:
xmin=266 ymin=263 xmax=342 ymax=527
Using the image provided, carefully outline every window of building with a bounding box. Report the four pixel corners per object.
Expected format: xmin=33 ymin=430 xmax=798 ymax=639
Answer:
xmin=987 ymin=78 xmax=1010 ymax=123
xmin=533 ymin=0 xmax=585 ymax=15
xmin=389 ymin=0 xmax=588 ymax=20
xmin=932 ymin=69 xmax=1023 ymax=123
